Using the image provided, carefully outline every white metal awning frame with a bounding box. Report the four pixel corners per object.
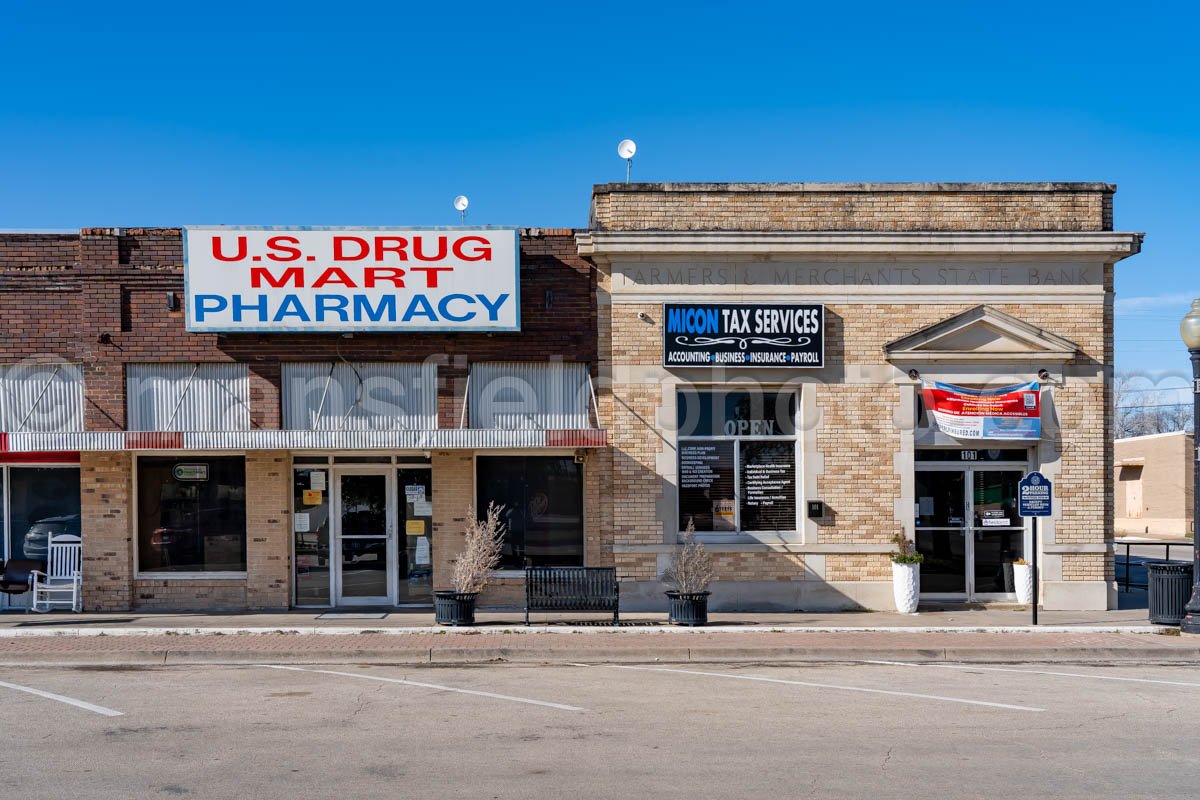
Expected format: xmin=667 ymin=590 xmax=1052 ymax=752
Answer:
xmin=0 ymin=427 xmax=608 ymax=453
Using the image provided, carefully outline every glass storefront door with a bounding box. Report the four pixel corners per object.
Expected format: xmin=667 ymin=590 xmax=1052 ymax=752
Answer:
xmin=293 ymin=459 xmax=435 ymax=608
xmin=915 ymin=464 xmax=1028 ymax=601
xmin=334 ymin=471 xmax=393 ymax=605
xmin=914 ymin=470 xmax=967 ymax=594
xmin=396 ymin=468 xmax=433 ymax=606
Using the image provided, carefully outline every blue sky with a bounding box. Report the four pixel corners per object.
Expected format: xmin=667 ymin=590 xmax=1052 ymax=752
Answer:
xmin=1 ymin=1 xmax=1196 ymax=393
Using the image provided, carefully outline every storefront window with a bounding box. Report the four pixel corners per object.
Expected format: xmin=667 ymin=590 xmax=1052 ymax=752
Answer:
xmin=677 ymin=390 xmax=798 ymax=533
xmin=476 ymin=456 xmax=584 ymax=569
xmin=137 ymin=457 xmax=247 ymax=573
xmin=7 ymin=467 xmax=81 ymax=562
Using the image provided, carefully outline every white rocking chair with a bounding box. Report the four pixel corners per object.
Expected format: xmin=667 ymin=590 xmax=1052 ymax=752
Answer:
xmin=31 ymin=533 xmax=82 ymax=613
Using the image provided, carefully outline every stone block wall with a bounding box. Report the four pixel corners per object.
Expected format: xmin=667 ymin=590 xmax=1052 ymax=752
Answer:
xmin=598 ymin=284 xmax=1114 ymax=598
xmin=591 ymin=182 xmax=1114 ymax=232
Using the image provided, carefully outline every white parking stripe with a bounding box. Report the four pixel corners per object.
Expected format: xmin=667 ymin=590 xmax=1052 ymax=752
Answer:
xmin=612 ymin=665 xmax=1044 ymax=712
xmin=257 ymin=665 xmax=585 ymax=712
xmin=865 ymin=660 xmax=1200 ymax=688
xmin=0 ymin=679 xmax=123 ymax=717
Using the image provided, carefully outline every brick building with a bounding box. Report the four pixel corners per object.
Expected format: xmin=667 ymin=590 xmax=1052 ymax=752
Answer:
xmin=0 ymin=182 xmax=1142 ymax=612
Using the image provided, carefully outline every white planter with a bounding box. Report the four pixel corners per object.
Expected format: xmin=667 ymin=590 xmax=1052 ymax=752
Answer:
xmin=1013 ymin=563 xmax=1035 ymax=605
xmin=892 ymin=561 xmax=920 ymax=613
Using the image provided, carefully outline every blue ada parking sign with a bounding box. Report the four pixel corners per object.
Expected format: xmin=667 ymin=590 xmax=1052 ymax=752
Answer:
xmin=1018 ymin=471 xmax=1053 ymax=517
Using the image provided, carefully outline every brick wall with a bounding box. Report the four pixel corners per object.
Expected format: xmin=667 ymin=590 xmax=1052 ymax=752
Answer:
xmin=0 ymin=228 xmax=598 ymax=431
xmin=133 ymin=578 xmax=247 ymax=610
xmin=814 ymin=384 xmax=902 ymax=546
xmin=826 ymin=553 xmax=892 ymax=582
xmin=591 ymin=183 xmax=1114 ymax=232
xmin=431 ymin=450 xmax=473 ymax=595
xmin=1062 ymin=553 xmax=1113 ymax=581
xmin=710 ymin=551 xmax=807 ymax=581
xmin=80 ymin=452 xmax=133 ymax=611
xmin=245 ymin=452 xmax=291 ymax=609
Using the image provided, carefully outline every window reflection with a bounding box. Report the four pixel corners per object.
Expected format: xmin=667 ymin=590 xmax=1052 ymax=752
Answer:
xmin=137 ymin=457 xmax=246 ymax=572
xmin=476 ymin=457 xmax=583 ymax=569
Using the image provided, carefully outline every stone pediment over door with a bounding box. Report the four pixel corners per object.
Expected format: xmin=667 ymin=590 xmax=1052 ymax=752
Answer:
xmin=884 ymin=305 xmax=1079 ymax=364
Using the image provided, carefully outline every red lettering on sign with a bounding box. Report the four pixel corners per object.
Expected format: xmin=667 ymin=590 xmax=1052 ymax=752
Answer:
xmin=266 ymin=236 xmax=302 ymax=262
xmin=212 ymin=235 xmax=247 ymax=262
xmin=374 ymin=237 xmax=409 ymax=261
xmin=413 ymin=236 xmax=448 ymax=262
xmin=250 ymin=267 xmax=305 ymax=288
xmin=409 ymin=266 xmax=453 ymax=288
xmin=452 ymin=236 xmax=491 ymax=261
xmin=363 ymin=267 xmax=406 ymax=288
xmin=312 ymin=267 xmax=356 ymax=287
xmin=333 ymin=236 xmax=370 ymax=261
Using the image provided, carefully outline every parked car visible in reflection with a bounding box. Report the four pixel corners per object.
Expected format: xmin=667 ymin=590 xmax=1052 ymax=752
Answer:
xmin=22 ymin=514 xmax=81 ymax=560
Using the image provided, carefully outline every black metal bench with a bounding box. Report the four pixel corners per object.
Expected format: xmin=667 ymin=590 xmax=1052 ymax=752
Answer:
xmin=525 ymin=566 xmax=619 ymax=625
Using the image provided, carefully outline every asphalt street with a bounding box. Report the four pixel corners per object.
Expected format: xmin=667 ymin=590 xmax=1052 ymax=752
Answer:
xmin=1 ymin=660 xmax=1198 ymax=799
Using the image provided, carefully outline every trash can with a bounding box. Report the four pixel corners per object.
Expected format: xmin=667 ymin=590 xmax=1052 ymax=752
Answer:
xmin=1147 ymin=561 xmax=1194 ymax=625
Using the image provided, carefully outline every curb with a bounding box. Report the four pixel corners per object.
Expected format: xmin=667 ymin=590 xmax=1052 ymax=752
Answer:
xmin=2 ymin=644 xmax=1198 ymax=668
xmin=0 ymin=624 xmax=1167 ymax=638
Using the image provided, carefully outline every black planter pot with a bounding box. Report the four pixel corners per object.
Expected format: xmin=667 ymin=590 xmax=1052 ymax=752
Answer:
xmin=434 ymin=591 xmax=479 ymax=626
xmin=666 ymin=590 xmax=710 ymax=626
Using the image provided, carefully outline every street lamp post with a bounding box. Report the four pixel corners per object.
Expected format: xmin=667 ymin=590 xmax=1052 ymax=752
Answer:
xmin=1179 ymin=298 xmax=1200 ymax=634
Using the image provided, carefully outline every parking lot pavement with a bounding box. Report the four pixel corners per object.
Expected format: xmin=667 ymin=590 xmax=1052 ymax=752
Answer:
xmin=3 ymin=661 xmax=1200 ymax=799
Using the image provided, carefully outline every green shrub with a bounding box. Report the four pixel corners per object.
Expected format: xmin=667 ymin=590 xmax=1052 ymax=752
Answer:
xmin=890 ymin=533 xmax=924 ymax=565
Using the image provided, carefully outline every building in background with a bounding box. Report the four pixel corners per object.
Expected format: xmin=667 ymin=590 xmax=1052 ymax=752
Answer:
xmin=1115 ymin=431 xmax=1195 ymax=537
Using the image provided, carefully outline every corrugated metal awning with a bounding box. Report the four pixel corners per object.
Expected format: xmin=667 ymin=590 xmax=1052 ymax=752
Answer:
xmin=0 ymin=428 xmax=607 ymax=453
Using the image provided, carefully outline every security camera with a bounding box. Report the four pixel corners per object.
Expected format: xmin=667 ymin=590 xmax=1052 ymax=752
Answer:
xmin=637 ymin=311 xmax=648 ymax=320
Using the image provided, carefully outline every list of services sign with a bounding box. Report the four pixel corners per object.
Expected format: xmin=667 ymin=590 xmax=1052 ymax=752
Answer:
xmin=663 ymin=303 xmax=824 ymax=368
xmin=184 ymin=227 xmax=519 ymax=332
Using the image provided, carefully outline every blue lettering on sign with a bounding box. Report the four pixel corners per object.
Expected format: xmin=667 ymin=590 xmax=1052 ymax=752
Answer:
xmin=353 ymin=295 xmax=397 ymax=322
xmin=192 ymin=292 xmax=511 ymax=326
xmin=194 ymin=295 xmax=228 ymax=320
xmin=402 ymin=295 xmax=437 ymax=322
xmin=437 ymin=293 xmax=476 ymax=322
xmin=475 ymin=293 xmax=508 ymax=322
xmin=666 ymin=306 xmax=720 ymax=333
xmin=315 ymin=295 xmax=350 ymax=322
xmin=273 ymin=294 xmax=311 ymax=322
xmin=232 ymin=295 xmax=268 ymax=322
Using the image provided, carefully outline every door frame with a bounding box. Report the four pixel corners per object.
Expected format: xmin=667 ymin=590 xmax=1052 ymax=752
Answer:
xmin=331 ymin=466 xmax=396 ymax=606
xmin=394 ymin=464 xmax=434 ymax=607
xmin=915 ymin=459 xmax=1031 ymax=602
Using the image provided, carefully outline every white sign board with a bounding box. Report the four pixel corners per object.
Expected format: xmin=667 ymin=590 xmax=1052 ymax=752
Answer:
xmin=183 ymin=226 xmax=520 ymax=332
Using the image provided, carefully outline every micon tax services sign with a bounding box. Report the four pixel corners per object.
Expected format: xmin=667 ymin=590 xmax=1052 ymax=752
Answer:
xmin=183 ymin=227 xmax=520 ymax=332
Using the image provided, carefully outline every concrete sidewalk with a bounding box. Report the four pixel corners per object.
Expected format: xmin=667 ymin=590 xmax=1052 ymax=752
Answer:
xmin=0 ymin=604 xmax=1156 ymax=635
xmin=0 ymin=606 xmax=1191 ymax=667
